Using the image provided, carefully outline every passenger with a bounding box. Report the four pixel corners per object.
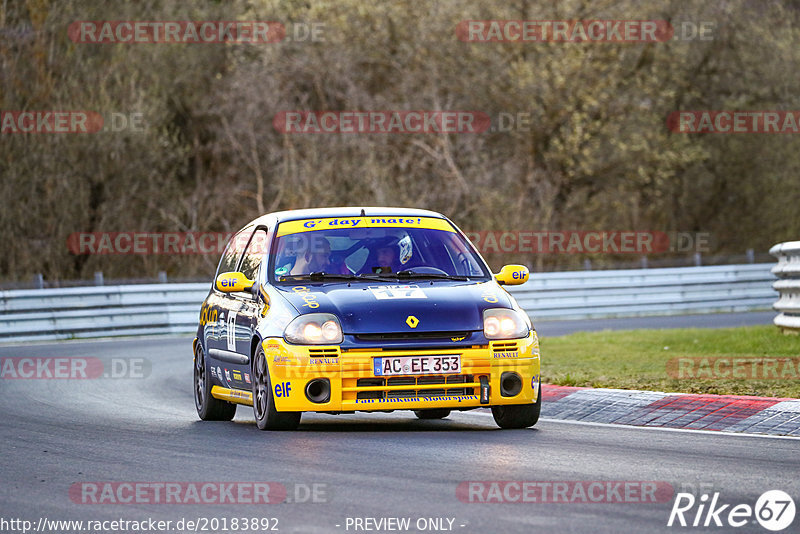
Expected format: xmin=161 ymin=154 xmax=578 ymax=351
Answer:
xmin=290 ymin=237 xmax=332 ymax=275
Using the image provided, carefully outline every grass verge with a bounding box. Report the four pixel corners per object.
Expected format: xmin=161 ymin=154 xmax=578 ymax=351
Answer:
xmin=540 ymin=325 xmax=800 ymax=398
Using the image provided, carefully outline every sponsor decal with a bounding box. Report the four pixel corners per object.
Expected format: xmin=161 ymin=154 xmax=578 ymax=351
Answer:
xmin=406 ymin=315 xmax=420 ymax=328
xmin=244 ymin=373 xmax=251 ymax=384
xmin=274 ymin=381 xmax=292 ymax=397
xmin=273 ymin=356 xmax=291 ymax=363
xmin=493 ymin=351 xmax=519 ymax=359
xmin=369 ymin=285 xmax=427 ymax=300
xmin=309 ymin=357 xmax=338 ymax=365
xmin=276 ymin=217 xmax=456 ymax=237
xmin=210 ymin=367 xmax=217 ymax=378
xmin=291 ymin=286 xmax=319 ymax=309
xmin=232 ymin=370 xmax=243 ymax=382
xmin=355 ymin=395 xmax=478 ymax=404
xmin=224 ymin=369 xmax=231 ymax=382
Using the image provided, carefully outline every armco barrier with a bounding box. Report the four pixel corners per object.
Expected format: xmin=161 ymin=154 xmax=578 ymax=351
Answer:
xmin=0 ymin=264 xmax=777 ymax=343
xmin=770 ymin=241 xmax=800 ymax=333
xmin=509 ymin=263 xmax=775 ymax=320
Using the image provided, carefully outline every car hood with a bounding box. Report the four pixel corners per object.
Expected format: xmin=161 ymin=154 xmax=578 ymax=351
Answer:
xmin=276 ymin=281 xmax=513 ymax=334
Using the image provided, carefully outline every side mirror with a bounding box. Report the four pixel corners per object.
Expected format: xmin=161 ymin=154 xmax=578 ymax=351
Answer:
xmin=215 ymin=272 xmax=254 ymax=293
xmin=495 ymin=264 xmax=529 ymax=286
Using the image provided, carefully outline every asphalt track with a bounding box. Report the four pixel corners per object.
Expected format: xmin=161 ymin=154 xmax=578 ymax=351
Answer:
xmin=1 ymin=327 xmax=798 ymax=534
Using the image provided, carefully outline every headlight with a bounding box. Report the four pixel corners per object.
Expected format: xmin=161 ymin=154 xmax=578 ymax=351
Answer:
xmin=483 ymin=308 xmax=530 ymax=340
xmin=284 ymin=313 xmax=343 ymax=345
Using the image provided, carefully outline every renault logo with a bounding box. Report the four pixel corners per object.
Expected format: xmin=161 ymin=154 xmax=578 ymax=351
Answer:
xmin=406 ymin=315 xmax=419 ymax=328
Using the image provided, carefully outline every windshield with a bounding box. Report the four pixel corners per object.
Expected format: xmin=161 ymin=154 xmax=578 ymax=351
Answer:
xmin=269 ymin=216 xmax=490 ymax=282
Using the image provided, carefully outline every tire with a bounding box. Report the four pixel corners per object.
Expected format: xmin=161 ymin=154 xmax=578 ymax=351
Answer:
xmin=491 ymin=387 xmax=541 ymax=429
xmin=414 ymin=409 xmax=451 ymax=420
xmin=252 ymin=346 xmax=301 ymax=431
xmin=194 ymin=342 xmax=237 ymax=421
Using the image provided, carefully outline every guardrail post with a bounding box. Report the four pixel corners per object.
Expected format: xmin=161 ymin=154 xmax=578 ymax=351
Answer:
xmin=746 ymin=249 xmax=755 ymax=264
xmin=33 ymin=273 xmax=44 ymax=289
xmin=158 ymin=271 xmax=168 ymax=283
xmin=94 ymin=271 xmax=104 ymax=286
xmin=640 ymin=256 xmax=648 ymax=269
xmin=694 ymin=253 xmax=702 ymax=266
xmin=583 ymin=259 xmax=592 ymax=271
xmin=770 ymin=242 xmax=800 ymax=334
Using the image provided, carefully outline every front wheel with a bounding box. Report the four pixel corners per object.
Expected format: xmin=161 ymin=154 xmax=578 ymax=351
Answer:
xmin=491 ymin=388 xmax=541 ymax=429
xmin=194 ymin=342 xmax=236 ymax=421
xmin=252 ymin=347 xmax=301 ymax=431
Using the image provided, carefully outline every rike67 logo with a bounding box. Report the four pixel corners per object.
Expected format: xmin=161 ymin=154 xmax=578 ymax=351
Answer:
xmin=668 ymin=490 xmax=795 ymax=531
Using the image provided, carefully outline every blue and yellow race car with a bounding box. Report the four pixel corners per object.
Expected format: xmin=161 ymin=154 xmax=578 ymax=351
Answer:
xmin=193 ymin=207 xmax=540 ymax=430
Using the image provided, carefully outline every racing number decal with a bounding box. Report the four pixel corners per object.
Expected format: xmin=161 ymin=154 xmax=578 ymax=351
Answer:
xmin=227 ymin=312 xmax=237 ymax=351
xmin=369 ymin=285 xmax=426 ymax=299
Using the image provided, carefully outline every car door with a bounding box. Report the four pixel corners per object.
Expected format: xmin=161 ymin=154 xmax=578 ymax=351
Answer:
xmin=224 ymin=227 xmax=270 ymax=390
xmin=206 ymin=226 xmax=253 ymax=389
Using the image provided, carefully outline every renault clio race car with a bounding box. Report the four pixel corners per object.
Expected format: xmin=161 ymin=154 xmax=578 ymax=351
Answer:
xmin=193 ymin=207 xmax=540 ymax=430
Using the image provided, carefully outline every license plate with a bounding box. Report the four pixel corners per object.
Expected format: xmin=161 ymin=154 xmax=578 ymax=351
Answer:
xmin=373 ymin=355 xmax=461 ymax=376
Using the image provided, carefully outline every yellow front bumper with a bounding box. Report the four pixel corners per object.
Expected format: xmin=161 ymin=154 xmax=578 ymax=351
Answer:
xmin=246 ymin=333 xmax=540 ymax=413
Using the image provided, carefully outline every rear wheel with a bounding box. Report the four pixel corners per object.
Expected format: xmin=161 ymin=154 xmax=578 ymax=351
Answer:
xmin=414 ymin=409 xmax=451 ymax=420
xmin=491 ymin=387 xmax=541 ymax=429
xmin=252 ymin=347 xmax=301 ymax=431
xmin=194 ymin=342 xmax=236 ymax=421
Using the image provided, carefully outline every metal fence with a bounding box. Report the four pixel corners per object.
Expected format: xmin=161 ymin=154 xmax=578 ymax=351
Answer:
xmin=0 ymin=263 xmax=777 ymax=344
xmin=770 ymin=241 xmax=800 ymax=333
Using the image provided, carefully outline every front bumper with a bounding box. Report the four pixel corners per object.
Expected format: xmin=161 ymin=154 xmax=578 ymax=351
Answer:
xmin=261 ymin=332 xmax=540 ymax=412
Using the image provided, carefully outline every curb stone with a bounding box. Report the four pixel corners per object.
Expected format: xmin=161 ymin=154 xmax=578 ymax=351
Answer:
xmin=541 ymin=384 xmax=800 ymax=436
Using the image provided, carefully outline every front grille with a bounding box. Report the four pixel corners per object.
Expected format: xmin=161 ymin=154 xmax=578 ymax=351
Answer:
xmin=356 ymin=331 xmax=470 ymax=341
xmin=356 ymin=374 xmax=475 ymax=400
xmin=309 ymin=348 xmax=339 ymax=355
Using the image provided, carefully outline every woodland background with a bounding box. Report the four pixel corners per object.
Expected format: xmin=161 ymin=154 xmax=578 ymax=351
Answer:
xmin=2 ymin=0 xmax=800 ymax=284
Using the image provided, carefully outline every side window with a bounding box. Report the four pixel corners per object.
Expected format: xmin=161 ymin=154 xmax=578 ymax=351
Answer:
xmin=239 ymin=229 xmax=269 ymax=281
xmin=215 ymin=227 xmax=254 ymax=279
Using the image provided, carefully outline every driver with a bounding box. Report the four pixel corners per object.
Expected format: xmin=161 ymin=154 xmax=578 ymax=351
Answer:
xmin=368 ymin=233 xmax=413 ymax=274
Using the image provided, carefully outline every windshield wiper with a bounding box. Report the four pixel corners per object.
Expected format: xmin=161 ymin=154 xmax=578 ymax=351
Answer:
xmin=279 ymin=272 xmax=385 ymax=282
xmin=389 ymin=270 xmax=470 ymax=281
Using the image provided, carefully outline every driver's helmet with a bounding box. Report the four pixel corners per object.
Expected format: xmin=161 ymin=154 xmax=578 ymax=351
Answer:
xmin=373 ymin=231 xmax=413 ymax=267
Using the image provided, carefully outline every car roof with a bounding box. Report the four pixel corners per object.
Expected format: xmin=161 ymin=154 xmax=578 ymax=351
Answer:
xmin=247 ymin=206 xmax=447 ymax=229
